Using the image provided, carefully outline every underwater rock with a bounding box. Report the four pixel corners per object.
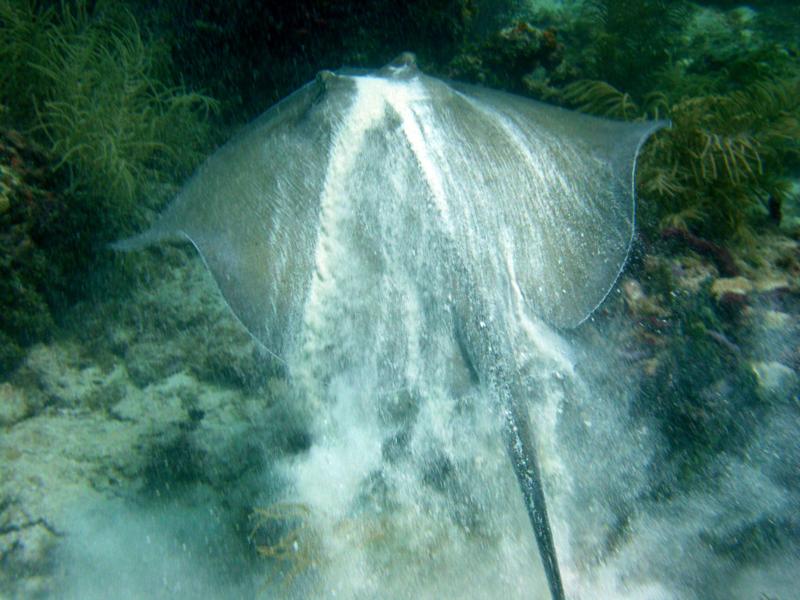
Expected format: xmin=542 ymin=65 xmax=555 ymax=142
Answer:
xmin=622 ymin=278 xmax=668 ymax=318
xmin=80 ymin=251 xmax=270 ymax=389
xmin=14 ymin=343 xmax=127 ymax=411
xmin=751 ymin=360 xmax=798 ymax=404
xmin=0 ymin=381 xmax=30 ymax=426
xmin=711 ymin=276 xmax=753 ymax=300
xmin=0 ymin=500 xmax=59 ymax=598
xmin=0 ymin=357 xmax=276 ymax=597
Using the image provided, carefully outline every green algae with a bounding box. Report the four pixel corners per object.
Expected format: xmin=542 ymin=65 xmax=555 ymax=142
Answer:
xmin=573 ymin=0 xmax=691 ymax=98
xmin=0 ymin=0 xmax=220 ymax=375
xmin=556 ymin=4 xmax=800 ymax=245
xmin=1 ymin=0 xmax=218 ymax=224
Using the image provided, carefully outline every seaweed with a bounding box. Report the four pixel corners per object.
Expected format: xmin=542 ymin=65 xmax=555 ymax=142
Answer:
xmin=639 ymin=78 xmax=800 ymax=242
xmin=0 ymin=0 xmax=219 ymax=226
xmin=0 ymin=0 xmax=220 ymax=374
xmin=250 ymin=503 xmax=321 ymax=589
xmin=560 ymin=71 xmax=799 ymax=244
xmin=573 ymin=0 xmax=692 ymax=98
xmin=250 ymin=501 xmax=388 ymax=594
xmin=561 ymin=79 xmax=639 ymax=120
xmin=553 ymin=1 xmax=800 ymax=245
xmin=0 ymin=0 xmax=56 ymax=126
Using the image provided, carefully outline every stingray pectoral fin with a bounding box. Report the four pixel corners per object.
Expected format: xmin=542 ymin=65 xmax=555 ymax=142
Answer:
xmin=110 ymin=74 xmax=356 ymax=356
xmin=427 ymin=77 xmax=667 ymax=328
xmin=502 ymin=392 xmax=565 ymax=600
xmin=110 ymin=220 xmax=186 ymax=252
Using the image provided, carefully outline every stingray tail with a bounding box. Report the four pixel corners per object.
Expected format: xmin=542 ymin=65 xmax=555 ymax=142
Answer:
xmin=502 ymin=392 xmax=566 ymax=600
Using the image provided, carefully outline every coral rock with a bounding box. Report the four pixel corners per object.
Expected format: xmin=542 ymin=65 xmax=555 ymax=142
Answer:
xmin=711 ymin=276 xmax=753 ymax=299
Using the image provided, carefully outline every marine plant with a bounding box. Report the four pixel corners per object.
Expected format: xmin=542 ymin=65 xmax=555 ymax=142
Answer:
xmin=561 ymin=79 xmax=639 ymax=120
xmin=0 ymin=0 xmax=220 ymax=374
xmin=0 ymin=1 xmax=55 ymax=125
xmin=562 ymin=73 xmax=800 ymax=243
xmin=572 ymin=0 xmax=691 ymax=98
xmin=250 ymin=503 xmax=321 ymax=588
xmin=250 ymin=501 xmax=390 ymax=593
xmin=0 ymin=0 xmax=218 ymax=224
xmin=638 ymin=79 xmax=800 ymax=241
xmin=555 ymin=0 xmax=800 ymax=244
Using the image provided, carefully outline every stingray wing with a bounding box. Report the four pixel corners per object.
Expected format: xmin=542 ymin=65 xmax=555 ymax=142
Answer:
xmin=114 ymin=60 xmax=665 ymax=355
xmin=401 ymin=73 xmax=666 ymax=328
xmin=115 ymin=75 xmax=358 ymax=355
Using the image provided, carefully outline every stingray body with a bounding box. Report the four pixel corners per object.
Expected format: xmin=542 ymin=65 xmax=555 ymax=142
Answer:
xmin=116 ymin=54 xmax=665 ymax=599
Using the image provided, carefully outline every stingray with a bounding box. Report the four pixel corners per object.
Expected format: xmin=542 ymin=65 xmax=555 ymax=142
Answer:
xmin=115 ymin=53 xmax=665 ymax=599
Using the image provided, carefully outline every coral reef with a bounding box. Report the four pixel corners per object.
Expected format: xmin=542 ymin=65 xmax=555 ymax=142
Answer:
xmin=541 ymin=0 xmax=800 ymax=522
xmin=621 ymin=228 xmax=800 ymax=487
xmin=0 ymin=0 xmax=218 ymax=224
xmin=551 ymin=3 xmax=800 ymax=244
xmin=446 ymin=20 xmax=563 ymax=94
xmin=1 ymin=1 xmax=799 ymax=596
xmin=0 ymin=128 xmax=65 ymax=373
xmin=0 ymin=0 xmax=220 ymax=374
